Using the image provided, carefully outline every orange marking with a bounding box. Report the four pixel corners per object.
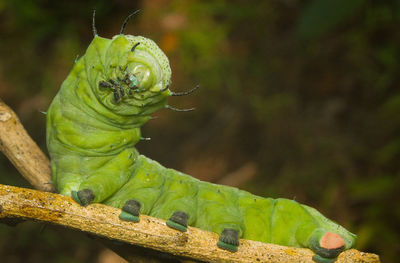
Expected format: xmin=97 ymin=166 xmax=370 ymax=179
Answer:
xmin=320 ymin=232 xmax=345 ymax=249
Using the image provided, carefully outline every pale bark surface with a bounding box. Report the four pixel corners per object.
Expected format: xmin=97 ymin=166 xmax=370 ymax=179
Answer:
xmin=0 ymin=98 xmax=380 ymax=263
xmin=0 ymin=99 xmax=55 ymax=192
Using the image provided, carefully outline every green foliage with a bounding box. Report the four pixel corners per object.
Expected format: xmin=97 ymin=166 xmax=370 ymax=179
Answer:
xmin=297 ymin=0 xmax=365 ymax=40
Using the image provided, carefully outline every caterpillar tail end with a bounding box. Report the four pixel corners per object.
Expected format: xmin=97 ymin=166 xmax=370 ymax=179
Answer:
xmin=309 ymin=230 xmax=345 ymax=263
xmin=71 ymin=189 xmax=94 ymax=206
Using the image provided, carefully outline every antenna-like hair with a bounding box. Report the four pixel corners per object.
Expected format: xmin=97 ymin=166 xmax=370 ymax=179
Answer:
xmin=120 ymin=10 xmax=141 ymax=35
xmin=131 ymin=42 xmax=140 ymax=52
xmin=166 ymin=105 xmax=195 ymax=112
xmin=160 ymin=85 xmax=170 ymax=93
xmin=171 ymin=85 xmax=200 ymax=96
xmin=92 ymin=9 xmax=97 ymax=37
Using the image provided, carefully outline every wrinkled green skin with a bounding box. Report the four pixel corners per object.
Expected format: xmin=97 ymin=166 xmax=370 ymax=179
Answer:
xmin=46 ymin=33 xmax=356 ymax=263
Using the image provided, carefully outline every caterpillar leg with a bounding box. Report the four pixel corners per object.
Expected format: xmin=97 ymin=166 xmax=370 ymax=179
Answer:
xmin=217 ymin=228 xmax=240 ymax=252
xmin=119 ymin=199 xmax=141 ymax=222
xmin=72 ymin=189 xmax=94 ymax=206
xmin=72 ymin=167 xmax=131 ymax=206
xmin=105 ymin=184 xmax=163 ymax=223
xmin=55 ymin=172 xmax=85 ymax=196
xmin=308 ymin=229 xmax=345 ymax=263
xmin=196 ymin=184 xmax=244 ymax=252
xmin=51 ymin=154 xmax=91 ymax=196
xmin=104 ymin=155 xmax=165 ymax=222
xmin=151 ymin=170 xmax=198 ymax=232
xmin=166 ymin=211 xmax=189 ymax=232
xmin=71 ymin=148 xmax=137 ymax=206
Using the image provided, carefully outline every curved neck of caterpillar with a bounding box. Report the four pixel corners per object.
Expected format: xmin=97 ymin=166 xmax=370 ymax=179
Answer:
xmin=70 ymin=59 xmax=167 ymax=129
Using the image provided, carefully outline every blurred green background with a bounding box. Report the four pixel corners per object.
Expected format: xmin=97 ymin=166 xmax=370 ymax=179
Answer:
xmin=0 ymin=0 xmax=399 ymax=262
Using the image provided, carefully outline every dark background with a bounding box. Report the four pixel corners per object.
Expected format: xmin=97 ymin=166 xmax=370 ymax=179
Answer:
xmin=0 ymin=0 xmax=399 ymax=262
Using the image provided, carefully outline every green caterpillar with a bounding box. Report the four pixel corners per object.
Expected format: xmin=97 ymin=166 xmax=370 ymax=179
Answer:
xmin=46 ymin=12 xmax=356 ymax=263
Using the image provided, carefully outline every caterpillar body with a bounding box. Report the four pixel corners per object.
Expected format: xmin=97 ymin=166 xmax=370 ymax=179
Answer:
xmin=46 ymin=13 xmax=356 ymax=263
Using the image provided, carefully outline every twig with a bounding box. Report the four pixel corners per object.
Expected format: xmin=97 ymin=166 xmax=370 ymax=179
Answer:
xmin=0 ymin=98 xmax=380 ymax=262
xmin=0 ymin=99 xmax=55 ymax=192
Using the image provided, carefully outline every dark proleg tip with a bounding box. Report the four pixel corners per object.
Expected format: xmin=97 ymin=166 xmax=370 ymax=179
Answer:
xmin=166 ymin=211 xmax=188 ymax=232
xmin=217 ymin=228 xmax=239 ymax=252
xmin=122 ymin=199 xmax=141 ymax=216
xmin=119 ymin=211 xmax=140 ymax=223
xmin=166 ymin=220 xmax=187 ymax=232
xmin=312 ymin=254 xmax=337 ymax=263
xmin=217 ymin=241 xmax=238 ymax=252
xmin=75 ymin=189 xmax=94 ymax=206
xmin=119 ymin=199 xmax=141 ymax=223
xmin=318 ymin=246 xmax=345 ymax=259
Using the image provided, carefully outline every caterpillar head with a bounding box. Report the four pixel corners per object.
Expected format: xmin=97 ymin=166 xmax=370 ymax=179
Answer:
xmin=90 ymin=34 xmax=172 ymax=117
xmin=84 ymin=11 xmax=196 ymax=119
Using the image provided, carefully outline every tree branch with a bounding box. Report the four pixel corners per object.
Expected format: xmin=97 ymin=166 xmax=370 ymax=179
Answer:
xmin=0 ymin=184 xmax=379 ymax=263
xmin=0 ymin=98 xmax=380 ymax=263
xmin=0 ymin=99 xmax=55 ymax=192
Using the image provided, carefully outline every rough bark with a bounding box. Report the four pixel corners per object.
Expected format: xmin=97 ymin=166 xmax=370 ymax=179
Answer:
xmin=0 ymin=98 xmax=380 ymax=262
xmin=0 ymin=99 xmax=55 ymax=192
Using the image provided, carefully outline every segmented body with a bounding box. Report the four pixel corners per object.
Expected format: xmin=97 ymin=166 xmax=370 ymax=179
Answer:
xmin=46 ymin=22 xmax=356 ymax=263
xmin=104 ymin=155 xmax=354 ymax=248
